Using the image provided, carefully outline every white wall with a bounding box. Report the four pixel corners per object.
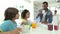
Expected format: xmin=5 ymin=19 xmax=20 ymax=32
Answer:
xmin=0 ymin=0 xmax=34 ymax=25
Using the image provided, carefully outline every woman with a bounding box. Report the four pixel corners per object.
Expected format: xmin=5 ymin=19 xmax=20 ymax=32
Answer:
xmin=0 ymin=7 xmax=21 ymax=34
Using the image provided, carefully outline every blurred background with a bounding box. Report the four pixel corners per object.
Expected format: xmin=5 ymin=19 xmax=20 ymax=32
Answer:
xmin=34 ymin=0 xmax=60 ymax=19
xmin=0 ymin=0 xmax=60 ymax=24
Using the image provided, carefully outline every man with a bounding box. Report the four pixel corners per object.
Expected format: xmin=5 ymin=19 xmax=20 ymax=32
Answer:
xmin=36 ymin=1 xmax=53 ymax=24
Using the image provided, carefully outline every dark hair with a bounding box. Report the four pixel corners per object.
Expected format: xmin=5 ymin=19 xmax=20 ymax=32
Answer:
xmin=4 ymin=7 xmax=19 ymax=20
xmin=43 ymin=1 xmax=48 ymax=5
xmin=55 ymin=10 xmax=57 ymax=14
xmin=55 ymin=10 xmax=57 ymax=13
xmin=21 ymin=9 xmax=29 ymax=19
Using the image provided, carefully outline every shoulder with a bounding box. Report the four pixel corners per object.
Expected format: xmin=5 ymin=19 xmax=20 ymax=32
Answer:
xmin=48 ymin=9 xmax=52 ymax=14
xmin=21 ymin=19 xmax=27 ymax=25
xmin=0 ymin=20 xmax=12 ymax=32
xmin=48 ymin=9 xmax=52 ymax=12
xmin=2 ymin=20 xmax=12 ymax=25
xmin=21 ymin=19 xmax=27 ymax=23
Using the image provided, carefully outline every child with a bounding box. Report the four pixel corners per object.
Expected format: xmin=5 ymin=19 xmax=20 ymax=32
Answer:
xmin=21 ymin=9 xmax=32 ymax=25
xmin=0 ymin=7 xmax=21 ymax=34
xmin=53 ymin=10 xmax=60 ymax=30
xmin=20 ymin=9 xmax=32 ymax=34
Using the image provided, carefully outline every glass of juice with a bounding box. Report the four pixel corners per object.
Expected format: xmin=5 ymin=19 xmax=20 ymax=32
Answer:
xmin=32 ymin=22 xmax=37 ymax=28
xmin=54 ymin=25 xmax=58 ymax=30
xmin=48 ymin=24 xmax=53 ymax=31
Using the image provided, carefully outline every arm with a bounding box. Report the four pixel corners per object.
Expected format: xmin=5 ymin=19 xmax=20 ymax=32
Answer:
xmin=36 ymin=13 xmax=40 ymax=18
xmin=0 ymin=21 xmax=21 ymax=34
xmin=36 ymin=9 xmax=42 ymax=18
xmin=48 ymin=12 xmax=53 ymax=23
xmin=0 ymin=31 xmax=11 ymax=34
xmin=0 ymin=28 xmax=20 ymax=34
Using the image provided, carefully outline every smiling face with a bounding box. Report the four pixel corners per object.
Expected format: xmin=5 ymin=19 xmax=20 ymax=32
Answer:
xmin=42 ymin=2 xmax=48 ymax=9
xmin=42 ymin=3 xmax=48 ymax=9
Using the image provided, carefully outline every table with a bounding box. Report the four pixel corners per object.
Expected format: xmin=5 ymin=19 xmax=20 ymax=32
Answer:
xmin=20 ymin=23 xmax=60 ymax=34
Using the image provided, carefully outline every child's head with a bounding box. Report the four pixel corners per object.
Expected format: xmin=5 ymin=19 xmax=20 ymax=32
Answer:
xmin=4 ymin=7 xmax=19 ymax=20
xmin=54 ymin=10 xmax=57 ymax=14
xmin=21 ymin=9 xmax=30 ymax=19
